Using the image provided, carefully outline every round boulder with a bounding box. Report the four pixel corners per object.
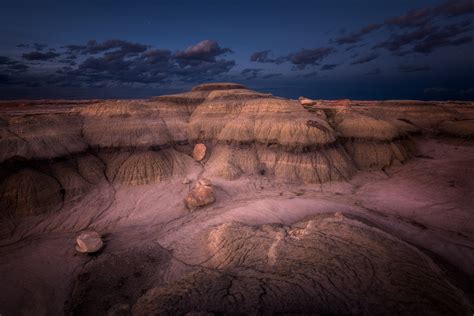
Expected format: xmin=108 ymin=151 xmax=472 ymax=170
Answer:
xmin=193 ymin=143 xmax=207 ymax=162
xmin=75 ymin=231 xmax=104 ymax=253
xmin=185 ymin=178 xmax=215 ymax=209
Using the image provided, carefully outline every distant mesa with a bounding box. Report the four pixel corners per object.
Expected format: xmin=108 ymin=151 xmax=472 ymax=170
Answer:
xmin=191 ymin=82 xmax=247 ymax=91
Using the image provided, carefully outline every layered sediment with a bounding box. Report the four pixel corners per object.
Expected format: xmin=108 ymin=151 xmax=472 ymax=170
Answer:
xmin=0 ymin=83 xmax=473 ymax=315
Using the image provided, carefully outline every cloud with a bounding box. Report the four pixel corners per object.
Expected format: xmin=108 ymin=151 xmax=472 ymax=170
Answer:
xmin=336 ymin=0 xmax=474 ymax=51
xmin=350 ymin=53 xmax=379 ymax=65
xmin=0 ymin=56 xmax=15 ymax=65
xmin=4 ymin=39 xmax=237 ymax=89
xmin=33 ymin=43 xmax=48 ymax=51
xmin=252 ymin=47 xmax=338 ymax=70
xmin=374 ymin=25 xmax=436 ymax=52
xmin=175 ymin=40 xmax=232 ymax=66
xmin=250 ymin=50 xmax=273 ymax=62
xmin=250 ymin=47 xmax=335 ymax=69
xmin=434 ymin=0 xmax=474 ymax=17
xmin=365 ymin=68 xmax=383 ymax=75
xmin=384 ymin=8 xmax=432 ymax=28
xmin=399 ymin=64 xmax=432 ymax=72
xmin=373 ymin=19 xmax=472 ymax=54
xmin=320 ymin=64 xmax=339 ymax=70
xmin=0 ymin=56 xmax=30 ymax=73
xmin=412 ymin=20 xmax=473 ymax=53
xmin=335 ymin=24 xmax=382 ymax=44
xmin=22 ymin=51 xmax=60 ymax=61
xmin=241 ymin=68 xmax=263 ymax=80
xmin=379 ymin=1 xmax=474 ymax=30
xmin=250 ymin=49 xmax=287 ymax=64
xmin=65 ymin=39 xmax=148 ymax=57
xmin=302 ymin=71 xmax=318 ymax=78
xmin=261 ymin=73 xmax=282 ymax=79
xmin=287 ymin=47 xmax=335 ymax=69
xmin=143 ymin=49 xmax=172 ymax=64
xmin=7 ymin=63 xmax=29 ymax=72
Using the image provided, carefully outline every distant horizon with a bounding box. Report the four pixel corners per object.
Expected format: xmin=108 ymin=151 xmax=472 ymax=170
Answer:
xmin=0 ymin=81 xmax=473 ymax=102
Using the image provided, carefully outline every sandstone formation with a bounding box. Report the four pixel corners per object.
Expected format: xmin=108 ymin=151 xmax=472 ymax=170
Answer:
xmin=0 ymin=83 xmax=473 ymax=315
xmin=81 ymin=100 xmax=171 ymax=149
xmin=336 ymin=113 xmax=414 ymax=169
xmin=0 ymin=113 xmax=86 ymax=163
xmin=439 ymin=119 xmax=474 ymax=137
xmin=133 ymin=214 xmax=471 ymax=315
xmin=0 ymin=169 xmax=63 ymax=218
xmin=0 ymin=86 xmax=471 ymax=218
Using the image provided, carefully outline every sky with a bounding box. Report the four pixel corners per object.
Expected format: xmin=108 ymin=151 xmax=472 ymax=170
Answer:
xmin=0 ymin=0 xmax=473 ymax=100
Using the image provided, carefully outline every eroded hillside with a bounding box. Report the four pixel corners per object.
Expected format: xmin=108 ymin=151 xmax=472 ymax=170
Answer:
xmin=0 ymin=83 xmax=473 ymax=315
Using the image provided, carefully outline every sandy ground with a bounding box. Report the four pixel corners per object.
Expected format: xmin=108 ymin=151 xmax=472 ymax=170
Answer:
xmin=0 ymin=136 xmax=473 ymax=314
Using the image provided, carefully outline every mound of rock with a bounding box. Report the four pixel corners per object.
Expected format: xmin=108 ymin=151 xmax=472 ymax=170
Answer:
xmin=439 ymin=120 xmax=474 ymax=137
xmin=133 ymin=213 xmax=471 ymax=315
xmin=81 ymin=101 xmax=171 ymax=149
xmin=0 ymin=169 xmax=63 ymax=217
xmin=333 ymin=111 xmax=416 ymax=169
xmin=100 ymin=149 xmax=188 ymax=185
xmin=185 ymin=88 xmax=354 ymax=182
xmin=0 ymin=114 xmax=86 ymax=163
xmin=1 ymin=83 xmax=472 ymax=218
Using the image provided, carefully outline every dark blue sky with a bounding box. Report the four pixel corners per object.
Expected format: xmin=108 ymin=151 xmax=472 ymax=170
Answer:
xmin=0 ymin=0 xmax=473 ymax=100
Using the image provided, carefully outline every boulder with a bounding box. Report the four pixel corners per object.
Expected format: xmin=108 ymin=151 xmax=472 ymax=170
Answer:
xmin=185 ymin=178 xmax=215 ymax=209
xmin=193 ymin=143 xmax=207 ymax=161
xmin=75 ymin=231 xmax=104 ymax=253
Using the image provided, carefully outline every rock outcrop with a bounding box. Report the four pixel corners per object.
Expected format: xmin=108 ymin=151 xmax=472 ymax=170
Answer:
xmin=439 ymin=119 xmax=474 ymax=137
xmin=333 ymin=111 xmax=416 ymax=169
xmin=133 ymin=214 xmax=471 ymax=315
xmin=0 ymin=169 xmax=63 ymax=218
xmin=1 ymin=86 xmax=473 ymax=315
xmin=0 ymin=114 xmax=86 ymax=163
xmin=0 ymin=84 xmax=472 ymax=218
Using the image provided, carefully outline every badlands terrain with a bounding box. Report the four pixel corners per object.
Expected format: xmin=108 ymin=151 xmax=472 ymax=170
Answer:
xmin=0 ymin=83 xmax=473 ymax=315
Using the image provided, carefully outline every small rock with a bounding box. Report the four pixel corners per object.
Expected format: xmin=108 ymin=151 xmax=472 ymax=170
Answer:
xmin=182 ymin=177 xmax=191 ymax=184
xmin=185 ymin=178 xmax=215 ymax=209
xmin=193 ymin=143 xmax=207 ymax=161
xmin=75 ymin=231 xmax=103 ymax=253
